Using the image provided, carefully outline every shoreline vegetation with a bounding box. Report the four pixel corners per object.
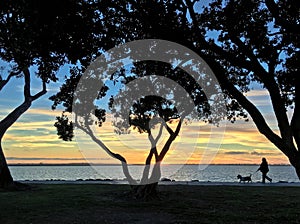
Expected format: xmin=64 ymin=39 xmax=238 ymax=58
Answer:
xmin=1 ymin=184 xmax=300 ymax=224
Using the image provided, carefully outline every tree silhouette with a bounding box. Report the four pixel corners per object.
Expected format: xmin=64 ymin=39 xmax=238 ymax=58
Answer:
xmin=196 ymin=0 xmax=300 ymax=177
xmin=51 ymin=51 xmax=221 ymax=199
xmin=69 ymin=0 xmax=300 ymax=179
xmin=0 ymin=0 xmax=103 ymax=188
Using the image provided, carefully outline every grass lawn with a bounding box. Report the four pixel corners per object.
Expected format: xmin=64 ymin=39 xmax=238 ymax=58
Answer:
xmin=1 ymin=184 xmax=300 ymax=224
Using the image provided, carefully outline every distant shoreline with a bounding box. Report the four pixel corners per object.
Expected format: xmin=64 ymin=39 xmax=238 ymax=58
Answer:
xmin=8 ymin=163 xmax=291 ymax=166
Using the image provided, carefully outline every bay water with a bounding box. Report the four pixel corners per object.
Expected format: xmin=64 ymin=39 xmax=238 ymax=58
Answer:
xmin=8 ymin=164 xmax=299 ymax=183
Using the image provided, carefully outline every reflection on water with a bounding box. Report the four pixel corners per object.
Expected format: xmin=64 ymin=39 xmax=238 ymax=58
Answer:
xmin=9 ymin=164 xmax=299 ymax=183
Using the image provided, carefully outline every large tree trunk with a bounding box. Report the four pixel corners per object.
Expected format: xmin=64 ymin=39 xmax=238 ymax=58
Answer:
xmin=0 ymin=101 xmax=31 ymax=188
xmin=0 ymin=132 xmax=33 ymax=191
xmin=131 ymin=182 xmax=159 ymax=200
xmin=289 ymin=152 xmax=300 ymax=180
xmin=0 ymin=143 xmax=14 ymax=188
xmin=290 ymin=76 xmax=300 ymax=179
xmin=0 ymin=68 xmax=46 ymax=189
xmin=0 ymin=144 xmax=30 ymax=190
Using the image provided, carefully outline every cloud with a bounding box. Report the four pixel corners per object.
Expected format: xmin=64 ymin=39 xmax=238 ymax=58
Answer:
xmin=224 ymin=151 xmax=249 ymax=155
xmin=6 ymin=157 xmax=110 ymax=161
xmin=250 ymin=150 xmax=282 ymax=156
xmin=243 ymin=89 xmax=269 ymax=97
xmin=221 ymin=143 xmax=254 ymax=150
xmin=26 ymin=108 xmax=63 ymax=117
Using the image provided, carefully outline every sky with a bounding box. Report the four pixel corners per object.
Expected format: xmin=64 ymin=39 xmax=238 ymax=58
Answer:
xmin=0 ymin=61 xmax=291 ymax=165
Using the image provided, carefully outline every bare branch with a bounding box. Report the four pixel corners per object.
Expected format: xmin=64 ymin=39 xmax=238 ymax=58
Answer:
xmin=291 ymin=76 xmax=300 ymax=150
xmin=224 ymin=35 xmax=292 ymax=142
xmin=0 ymin=68 xmax=46 ymax=137
xmin=154 ymin=123 xmax=164 ymax=145
xmin=0 ymin=72 xmax=15 ymax=91
xmin=141 ymin=122 xmax=169 ymax=184
xmin=75 ymin=118 xmax=137 ymax=185
xmin=31 ymin=80 xmax=47 ymax=101
xmin=23 ymin=68 xmax=31 ymax=101
xmin=158 ymin=119 xmax=182 ymax=162
xmin=21 ymin=68 xmax=47 ymax=102
xmin=164 ymin=122 xmax=175 ymax=136
xmin=0 ymin=100 xmax=32 ymax=138
xmin=147 ymin=122 xmax=164 ymax=163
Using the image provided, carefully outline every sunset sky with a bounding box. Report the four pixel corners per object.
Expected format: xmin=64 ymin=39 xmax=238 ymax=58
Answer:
xmin=0 ymin=62 xmax=291 ymax=165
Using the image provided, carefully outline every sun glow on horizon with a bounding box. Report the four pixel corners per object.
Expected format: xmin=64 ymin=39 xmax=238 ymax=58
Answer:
xmin=2 ymin=105 xmax=290 ymax=166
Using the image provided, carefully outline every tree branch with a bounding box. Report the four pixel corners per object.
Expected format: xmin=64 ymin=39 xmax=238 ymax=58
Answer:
xmin=0 ymin=72 xmax=14 ymax=91
xmin=265 ymin=0 xmax=300 ymax=34
xmin=147 ymin=123 xmax=164 ymax=163
xmin=0 ymin=101 xmax=32 ymax=138
xmin=291 ymin=76 xmax=300 ymax=151
xmin=185 ymin=0 xmax=268 ymax=81
xmin=23 ymin=68 xmax=31 ymax=101
xmin=184 ymin=0 xmax=256 ymax=74
xmin=146 ymin=135 xmax=156 ymax=164
xmin=185 ymin=0 xmax=293 ymax=147
xmin=75 ymin=118 xmax=137 ymax=185
xmin=140 ymin=123 xmax=164 ymax=184
xmin=227 ymin=36 xmax=292 ymax=144
xmin=141 ymin=136 xmax=156 ymax=184
xmin=31 ymin=80 xmax=47 ymax=101
xmin=158 ymin=119 xmax=182 ymax=162
xmin=0 ymin=68 xmax=46 ymax=138
xmin=204 ymin=55 xmax=297 ymax=158
xmin=228 ymin=36 xmax=268 ymax=75
xmin=164 ymin=122 xmax=175 ymax=136
xmin=22 ymin=68 xmax=47 ymax=102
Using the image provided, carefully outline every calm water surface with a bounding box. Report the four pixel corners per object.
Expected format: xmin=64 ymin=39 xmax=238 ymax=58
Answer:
xmin=9 ymin=164 xmax=299 ymax=183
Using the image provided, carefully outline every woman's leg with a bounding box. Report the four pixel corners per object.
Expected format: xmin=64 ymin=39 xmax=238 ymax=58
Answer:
xmin=262 ymin=173 xmax=266 ymax=183
xmin=265 ymin=175 xmax=272 ymax=182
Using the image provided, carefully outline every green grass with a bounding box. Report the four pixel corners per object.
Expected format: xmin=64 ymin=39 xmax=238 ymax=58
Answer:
xmin=1 ymin=184 xmax=300 ymax=223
